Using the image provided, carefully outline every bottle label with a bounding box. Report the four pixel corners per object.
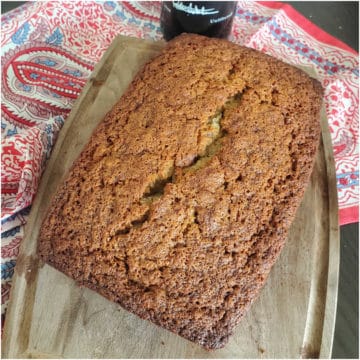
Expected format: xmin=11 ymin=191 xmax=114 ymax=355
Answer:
xmin=210 ymin=11 xmax=234 ymax=24
xmin=161 ymin=2 xmax=237 ymax=40
xmin=173 ymin=1 xmax=219 ymax=15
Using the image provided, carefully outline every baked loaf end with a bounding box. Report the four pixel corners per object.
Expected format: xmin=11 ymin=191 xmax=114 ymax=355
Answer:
xmin=38 ymin=34 xmax=323 ymax=349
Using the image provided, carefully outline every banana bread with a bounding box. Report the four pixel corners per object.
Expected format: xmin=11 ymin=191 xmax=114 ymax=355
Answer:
xmin=38 ymin=33 xmax=323 ymax=349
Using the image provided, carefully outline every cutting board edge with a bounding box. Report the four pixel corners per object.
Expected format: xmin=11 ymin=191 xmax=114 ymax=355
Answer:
xmin=318 ymin=106 xmax=340 ymax=359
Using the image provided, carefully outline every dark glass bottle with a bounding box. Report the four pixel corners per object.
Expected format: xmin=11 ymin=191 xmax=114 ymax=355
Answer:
xmin=160 ymin=1 xmax=237 ymax=41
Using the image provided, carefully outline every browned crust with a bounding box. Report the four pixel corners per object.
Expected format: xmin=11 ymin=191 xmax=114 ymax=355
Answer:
xmin=38 ymin=34 xmax=323 ymax=349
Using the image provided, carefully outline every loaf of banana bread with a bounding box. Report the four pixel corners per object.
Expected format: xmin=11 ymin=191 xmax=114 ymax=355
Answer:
xmin=38 ymin=33 xmax=323 ymax=349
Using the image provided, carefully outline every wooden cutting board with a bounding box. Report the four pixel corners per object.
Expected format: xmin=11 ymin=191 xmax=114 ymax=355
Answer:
xmin=2 ymin=36 xmax=340 ymax=359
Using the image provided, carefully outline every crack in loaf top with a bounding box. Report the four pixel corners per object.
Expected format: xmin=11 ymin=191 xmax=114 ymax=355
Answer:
xmin=38 ymin=34 xmax=323 ymax=349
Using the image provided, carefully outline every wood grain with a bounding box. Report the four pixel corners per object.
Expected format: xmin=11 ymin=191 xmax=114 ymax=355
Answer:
xmin=2 ymin=36 xmax=339 ymax=359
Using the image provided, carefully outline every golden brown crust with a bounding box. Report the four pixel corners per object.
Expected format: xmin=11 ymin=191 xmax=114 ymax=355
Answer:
xmin=38 ymin=34 xmax=323 ymax=349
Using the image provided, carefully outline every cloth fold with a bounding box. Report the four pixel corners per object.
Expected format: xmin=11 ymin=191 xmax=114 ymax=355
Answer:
xmin=1 ymin=1 xmax=358 ymax=317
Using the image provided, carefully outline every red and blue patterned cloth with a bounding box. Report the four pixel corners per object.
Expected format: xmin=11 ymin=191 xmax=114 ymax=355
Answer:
xmin=1 ymin=1 xmax=358 ymax=318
